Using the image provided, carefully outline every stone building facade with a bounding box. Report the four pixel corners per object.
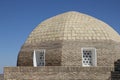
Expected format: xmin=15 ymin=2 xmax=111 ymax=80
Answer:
xmin=4 ymin=11 xmax=120 ymax=80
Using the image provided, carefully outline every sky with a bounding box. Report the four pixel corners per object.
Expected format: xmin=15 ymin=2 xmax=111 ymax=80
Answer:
xmin=0 ymin=0 xmax=120 ymax=73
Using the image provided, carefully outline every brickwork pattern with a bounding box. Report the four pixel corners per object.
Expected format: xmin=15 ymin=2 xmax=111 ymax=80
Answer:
xmin=17 ymin=11 xmax=120 ymax=66
xmin=25 ymin=11 xmax=120 ymax=44
xmin=4 ymin=66 xmax=113 ymax=80
xmin=17 ymin=40 xmax=62 ymax=66
xmin=17 ymin=40 xmax=120 ymax=67
xmin=61 ymin=40 xmax=120 ymax=67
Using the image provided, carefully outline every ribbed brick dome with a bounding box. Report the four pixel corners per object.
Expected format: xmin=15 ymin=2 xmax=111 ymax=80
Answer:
xmin=25 ymin=11 xmax=120 ymax=44
xmin=17 ymin=11 xmax=120 ymax=66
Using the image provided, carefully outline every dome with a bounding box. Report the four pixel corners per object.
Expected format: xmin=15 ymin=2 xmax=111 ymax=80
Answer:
xmin=25 ymin=11 xmax=120 ymax=44
xmin=17 ymin=11 xmax=120 ymax=67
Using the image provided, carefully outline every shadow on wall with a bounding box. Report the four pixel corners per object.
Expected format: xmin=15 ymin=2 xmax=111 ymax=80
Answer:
xmin=111 ymin=59 xmax=120 ymax=80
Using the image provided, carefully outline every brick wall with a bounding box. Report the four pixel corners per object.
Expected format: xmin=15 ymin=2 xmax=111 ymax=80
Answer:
xmin=62 ymin=40 xmax=120 ymax=66
xmin=17 ymin=40 xmax=120 ymax=67
xmin=17 ymin=40 xmax=63 ymax=66
xmin=4 ymin=66 xmax=113 ymax=80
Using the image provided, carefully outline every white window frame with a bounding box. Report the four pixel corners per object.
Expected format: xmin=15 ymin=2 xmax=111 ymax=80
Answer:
xmin=81 ymin=47 xmax=97 ymax=67
xmin=33 ymin=49 xmax=45 ymax=67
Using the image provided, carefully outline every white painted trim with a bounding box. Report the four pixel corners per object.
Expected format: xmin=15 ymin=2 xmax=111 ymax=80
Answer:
xmin=33 ymin=49 xmax=45 ymax=67
xmin=43 ymin=49 xmax=45 ymax=66
xmin=33 ymin=50 xmax=37 ymax=67
xmin=94 ymin=48 xmax=97 ymax=66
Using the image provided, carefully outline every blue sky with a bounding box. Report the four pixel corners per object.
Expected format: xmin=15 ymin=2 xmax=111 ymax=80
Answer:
xmin=0 ymin=0 xmax=120 ymax=73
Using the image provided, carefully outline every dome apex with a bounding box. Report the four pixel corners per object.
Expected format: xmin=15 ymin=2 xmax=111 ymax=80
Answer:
xmin=60 ymin=11 xmax=81 ymax=14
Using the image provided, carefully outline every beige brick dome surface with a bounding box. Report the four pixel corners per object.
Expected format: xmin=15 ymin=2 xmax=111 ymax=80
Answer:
xmin=25 ymin=11 xmax=120 ymax=43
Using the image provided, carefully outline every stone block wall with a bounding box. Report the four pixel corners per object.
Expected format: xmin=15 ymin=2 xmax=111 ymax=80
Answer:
xmin=62 ymin=40 xmax=120 ymax=67
xmin=17 ymin=40 xmax=63 ymax=66
xmin=17 ymin=40 xmax=120 ymax=67
xmin=4 ymin=66 xmax=113 ymax=80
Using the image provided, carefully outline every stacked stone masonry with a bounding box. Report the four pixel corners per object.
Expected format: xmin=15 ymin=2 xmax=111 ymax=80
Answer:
xmin=17 ymin=40 xmax=120 ymax=67
xmin=25 ymin=11 xmax=120 ymax=43
xmin=4 ymin=66 xmax=113 ymax=80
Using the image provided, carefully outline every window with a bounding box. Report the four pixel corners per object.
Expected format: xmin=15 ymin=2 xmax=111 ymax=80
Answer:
xmin=33 ymin=49 xmax=45 ymax=67
xmin=82 ymin=48 xmax=97 ymax=67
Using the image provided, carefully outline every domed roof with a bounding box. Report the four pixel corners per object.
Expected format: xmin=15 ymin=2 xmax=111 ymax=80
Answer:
xmin=25 ymin=11 xmax=120 ymax=43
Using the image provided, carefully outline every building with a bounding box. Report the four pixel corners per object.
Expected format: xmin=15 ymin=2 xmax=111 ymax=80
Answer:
xmin=4 ymin=11 xmax=120 ymax=80
xmin=0 ymin=74 xmax=4 ymax=80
